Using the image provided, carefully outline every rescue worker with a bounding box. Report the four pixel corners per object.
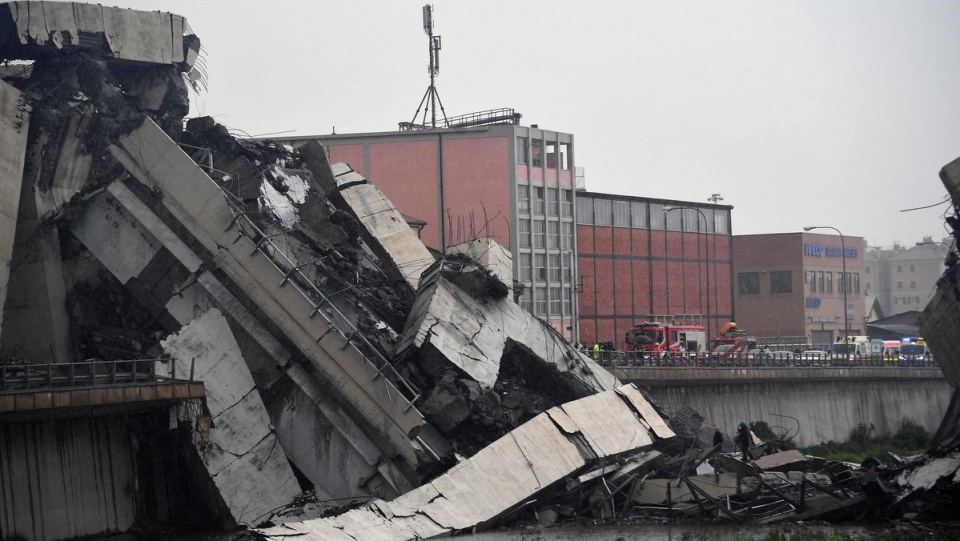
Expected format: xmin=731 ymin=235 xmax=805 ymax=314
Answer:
xmin=734 ymin=420 xmax=751 ymax=460
xmin=592 ymin=342 xmax=601 ymax=360
xmin=713 ymin=426 xmax=723 ymax=449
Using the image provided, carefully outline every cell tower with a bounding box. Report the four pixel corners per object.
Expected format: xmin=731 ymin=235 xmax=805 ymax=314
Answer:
xmin=408 ymin=4 xmax=448 ymax=129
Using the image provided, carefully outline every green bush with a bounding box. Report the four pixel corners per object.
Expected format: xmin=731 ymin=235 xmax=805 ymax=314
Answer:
xmin=800 ymin=417 xmax=930 ymax=462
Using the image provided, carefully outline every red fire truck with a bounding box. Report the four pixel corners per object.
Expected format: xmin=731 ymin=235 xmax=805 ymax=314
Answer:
xmin=709 ymin=321 xmax=757 ymax=361
xmin=624 ymin=322 xmax=707 ymax=360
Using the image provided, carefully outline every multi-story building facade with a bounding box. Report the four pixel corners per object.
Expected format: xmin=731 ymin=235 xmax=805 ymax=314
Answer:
xmin=275 ymin=123 xmax=731 ymax=346
xmin=733 ymin=232 xmax=864 ymax=346
xmin=864 ymin=238 xmax=950 ymax=317
xmin=575 ymin=192 xmax=733 ymax=349
xmin=277 ymin=124 xmax=580 ymax=339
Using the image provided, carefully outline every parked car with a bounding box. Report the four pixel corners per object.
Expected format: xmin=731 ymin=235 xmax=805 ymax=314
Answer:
xmin=769 ymin=350 xmax=795 ymax=363
xmin=798 ymin=350 xmax=827 ymax=365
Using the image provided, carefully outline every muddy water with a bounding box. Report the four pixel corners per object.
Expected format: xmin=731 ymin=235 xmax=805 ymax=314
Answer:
xmin=462 ymin=521 xmax=955 ymax=541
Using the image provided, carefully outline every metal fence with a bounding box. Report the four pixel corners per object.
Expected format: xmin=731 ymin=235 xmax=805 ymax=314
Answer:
xmin=586 ymin=351 xmax=939 ymax=369
xmin=0 ymin=358 xmax=184 ymax=394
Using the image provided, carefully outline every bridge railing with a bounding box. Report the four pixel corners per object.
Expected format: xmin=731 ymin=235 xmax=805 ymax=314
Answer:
xmin=587 ymin=351 xmax=940 ymax=369
xmin=0 ymin=358 xmax=190 ymax=394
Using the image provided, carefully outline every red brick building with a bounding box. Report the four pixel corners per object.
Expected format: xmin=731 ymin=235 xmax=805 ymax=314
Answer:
xmin=575 ymin=191 xmax=733 ymax=348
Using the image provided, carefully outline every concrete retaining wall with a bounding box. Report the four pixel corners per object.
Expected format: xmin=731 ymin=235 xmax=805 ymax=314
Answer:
xmin=638 ymin=376 xmax=953 ymax=447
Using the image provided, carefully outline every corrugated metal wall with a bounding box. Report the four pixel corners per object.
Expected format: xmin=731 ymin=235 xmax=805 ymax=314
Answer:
xmin=0 ymin=417 xmax=137 ymax=541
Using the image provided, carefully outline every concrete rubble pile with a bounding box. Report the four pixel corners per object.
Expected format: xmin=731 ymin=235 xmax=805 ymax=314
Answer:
xmin=0 ymin=2 xmax=646 ymax=539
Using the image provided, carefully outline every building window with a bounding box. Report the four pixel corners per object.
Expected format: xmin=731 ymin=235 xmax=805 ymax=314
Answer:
xmin=563 ymin=252 xmax=573 ymax=281
xmin=518 ymin=219 xmax=530 ymax=248
xmin=854 ymin=273 xmax=860 ymax=293
xmin=531 ymin=139 xmax=543 ymax=167
xmin=895 ymin=297 xmax=901 ymax=306
xmin=576 ymin=197 xmax=593 ymax=225
xmin=533 ymin=220 xmax=546 ymax=249
xmin=534 ymin=287 xmax=546 ymax=314
xmin=518 ymin=185 xmax=530 ymax=215
xmin=613 ymin=200 xmax=630 ymax=227
xmin=547 ymin=188 xmax=559 ymax=216
xmin=818 ymin=271 xmax=825 ymax=292
xmin=650 ymin=206 xmax=665 ymax=230
xmin=897 ymin=280 xmax=903 ymax=289
xmin=535 ymin=253 xmax=547 ymax=282
xmin=770 ymin=271 xmax=792 ymax=294
xmin=550 ymin=287 xmax=561 ymax=313
xmin=914 ymin=296 xmax=921 ymax=304
xmin=738 ymin=272 xmax=760 ymax=295
xmin=713 ymin=211 xmax=730 ymax=234
xmin=838 ymin=272 xmax=845 ymax=294
xmin=547 ymin=221 xmax=560 ymax=249
xmin=519 ymin=253 xmax=532 ymax=282
xmin=897 ymin=265 xmax=902 ymax=273
xmin=549 ymin=254 xmax=561 ymax=282
xmin=665 ymin=209 xmax=682 ymax=231
xmin=533 ymin=186 xmax=544 ymax=216
xmin=865 ymin=266 xmax=871 ymax=274
xmin=826 ymin=272 xmax=832 ymax=293
xmin=594 ymin=199 xmax=612 ymax=226
xmin=516 ymin=137 xmax=528 ymax=164
xmin=683 ymin=208 xmax=701 ymax=232
xmin=631 ymin=202 xmax=647 ymax=228
xmin=807 ymin=270 xmax=817 ymax=293
xmin=561 ymin=189 xmax=573 ymax=217
xmin=563 ymin=287 xmax=572 ymax=314
xmin=546 ymin=142 xmax=557 ymax=168
xmin=560 ymin=143 xmax=571 ymax=170
xmin=910 ymin=280 xmax=917 ymax=289
xmin=866 ymin=281 xmax=872 ymax=293
xmin=910 ymin=264 xmax=916 ymax=272
xmin=562 ymin=222 xmax=573 ymax=250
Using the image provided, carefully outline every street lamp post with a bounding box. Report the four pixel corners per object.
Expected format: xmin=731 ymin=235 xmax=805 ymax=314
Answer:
xmin=665 ymin=206 xmax=711 ymax=353
xmin=804 ymin=226 xmax=849 ymax=363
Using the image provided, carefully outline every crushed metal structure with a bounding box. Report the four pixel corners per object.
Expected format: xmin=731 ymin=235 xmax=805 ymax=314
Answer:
xmin=3 ymin=2 xmax=960 ymax=540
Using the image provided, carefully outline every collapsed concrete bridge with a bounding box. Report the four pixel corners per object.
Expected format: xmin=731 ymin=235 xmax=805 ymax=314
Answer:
xmin=0 ymin=3 xmax=630 ymax=539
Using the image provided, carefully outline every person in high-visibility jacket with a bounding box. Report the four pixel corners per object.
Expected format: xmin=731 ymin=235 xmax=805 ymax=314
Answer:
xmin=592 ymin=342 xmax=601 ymax=360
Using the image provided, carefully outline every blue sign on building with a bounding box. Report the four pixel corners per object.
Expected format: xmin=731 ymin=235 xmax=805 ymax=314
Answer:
xmin=804 ymin=244 xmax=857 ymax=258
xmin=806 ymin=297 xmax=821 ymax=308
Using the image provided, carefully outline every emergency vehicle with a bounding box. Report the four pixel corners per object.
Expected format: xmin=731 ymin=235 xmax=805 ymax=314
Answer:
xmin=830 ymin=335 xmax=871 ymax=363
xmin=899 ymin=337 xmax=932 ymax=365
xmin=624 ymin=322 xmax=706 ymax=360
xmin=709 ymin=322 xmax=757 ymax=361
xmin=881 ymin=340 xmax=901 ymax=365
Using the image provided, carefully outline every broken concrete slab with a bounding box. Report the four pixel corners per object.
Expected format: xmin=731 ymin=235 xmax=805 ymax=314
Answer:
xmin=398 ymin=257 xmax=616 ymax=392
xmin=446 ymin=238 xmax=513 ymax=298
xmin=258 ymin=383 xmax=672 ymax=539
xmin=328 ymin=164 xmax=435 ymax=291
xmin=72 ymin=180 xmax=417 ymax=500
xmin=753 ymin=450 xmax=810 ymax=473
xmin=1 ymin=2 xmax=196 ymax=67
xmin=161 ymin=309 xmax=300 ymax=528
xmin=0 ymin=79 xmax=29 ymax=342
xmin=109 ymin=117 xmax=435 ymax=472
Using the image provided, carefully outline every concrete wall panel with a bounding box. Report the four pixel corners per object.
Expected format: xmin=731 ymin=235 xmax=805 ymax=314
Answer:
xmin=0 ymin=417 xmax=136 ymax=541
xmin=0 ymin=80 xmax=29 ymax=344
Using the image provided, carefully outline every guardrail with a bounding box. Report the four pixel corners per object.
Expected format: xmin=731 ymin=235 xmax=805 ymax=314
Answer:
xmin=218 ymin=185 xmax=423 ymax=405
xmin=0 ymin=358 xmax=190 ymax=394
xmin=586 ymin=351 xmax=939 ymax=369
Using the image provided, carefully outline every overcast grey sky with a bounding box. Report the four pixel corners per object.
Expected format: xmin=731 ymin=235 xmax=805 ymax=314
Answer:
xmin=109 ymin=1 xmax=960 ymax=247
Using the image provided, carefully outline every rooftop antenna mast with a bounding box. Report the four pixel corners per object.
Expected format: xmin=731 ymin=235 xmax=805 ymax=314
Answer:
xmin=410 ymin=4 xmax=448 ymax=128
